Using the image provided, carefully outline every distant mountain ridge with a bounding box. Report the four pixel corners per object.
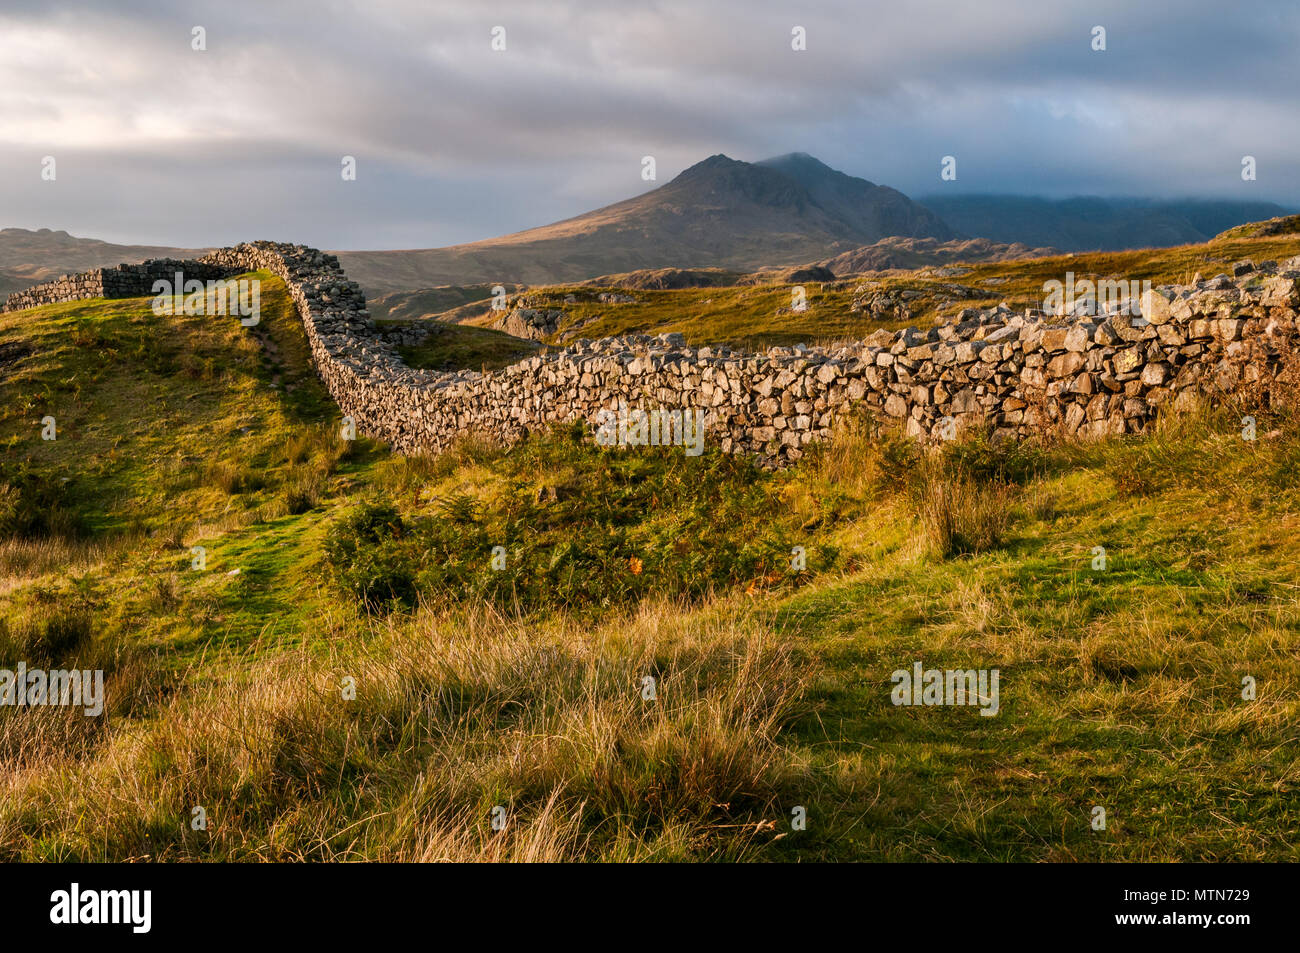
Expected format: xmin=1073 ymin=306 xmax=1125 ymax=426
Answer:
xmin=0 ymin=228 xmax=212 ymax=301
xmin=757 ymin=153 xmax=954 ymax=245
xmin=0 ymin=227 xmax=211 ymax=279
xmin=918 ymin=195 xmax=1294 ymax=252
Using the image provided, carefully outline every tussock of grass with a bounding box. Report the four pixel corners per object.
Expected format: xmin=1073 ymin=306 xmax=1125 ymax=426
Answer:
xmin=0 ymin=536 xmax=109 ymax=580
xmin=0 ymin=601 xmax=165 ymax=773
xmin=912 ymin=456 xmax=1014 ymax=558
xmin=0 ymin=601 xmax=808 ymax=861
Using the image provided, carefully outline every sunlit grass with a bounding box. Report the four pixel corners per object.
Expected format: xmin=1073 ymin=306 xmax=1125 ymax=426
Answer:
xmin=2 ymin=255 xmax=1299 ymax=860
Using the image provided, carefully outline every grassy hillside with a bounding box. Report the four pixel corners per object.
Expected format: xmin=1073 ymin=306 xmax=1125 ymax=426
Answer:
xmin=367 ymin=283 xmax=523 ymax=324
xmin=395 ymin=323 xmax=538 ymax=373
xmin=1215 ymin=214 xmax=1300 ymax=242
xmin=1 ymin=260 xmax=1297 ymax=861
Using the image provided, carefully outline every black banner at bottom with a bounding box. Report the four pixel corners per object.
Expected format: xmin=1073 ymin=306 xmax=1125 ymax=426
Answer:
xmin=0 ymin=862 xmax=1274 ymax=941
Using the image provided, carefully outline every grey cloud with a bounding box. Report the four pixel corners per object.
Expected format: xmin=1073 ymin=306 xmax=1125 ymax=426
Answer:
xmin=0 ymin=0 xmax=1295 ymax=248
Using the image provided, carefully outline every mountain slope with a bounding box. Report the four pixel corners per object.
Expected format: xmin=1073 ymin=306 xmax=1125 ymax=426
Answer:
xmin=337 ymin=154 xmax=953 ymax=294
xmin=758 ymin=153 xmax=954 ymax=243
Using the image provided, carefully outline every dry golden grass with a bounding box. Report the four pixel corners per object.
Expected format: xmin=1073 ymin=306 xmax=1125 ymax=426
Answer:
xmin=0 ymin=599 xmax=811 ymax=861
xmin=0 ymin=536 xmax=112 ymax=583
xmin=911 ymin=453 xmax=1015 ymax=558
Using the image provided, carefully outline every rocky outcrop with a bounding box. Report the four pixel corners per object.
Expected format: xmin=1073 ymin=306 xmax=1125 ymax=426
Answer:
xmin=493 ymin=306 xmax=564 ymax=341
xmin=817 ymin=236 xmax=1060 ymax=275
xmin=6 ymin=242 xmax=1300 ymax=466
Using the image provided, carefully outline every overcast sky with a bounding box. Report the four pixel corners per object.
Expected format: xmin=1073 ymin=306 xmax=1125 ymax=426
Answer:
xmin=1 ymin=0 xmax=1296 ymax=249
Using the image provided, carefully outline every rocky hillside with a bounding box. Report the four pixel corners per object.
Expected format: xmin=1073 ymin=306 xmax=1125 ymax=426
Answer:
xmin=815 ymin=236 xmax=1059 ymax=275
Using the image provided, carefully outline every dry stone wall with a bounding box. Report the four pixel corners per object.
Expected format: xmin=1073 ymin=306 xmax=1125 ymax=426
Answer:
xmin=2 ymin=259 xmax=239 ymax=312
xmin=6 ymin=241 xmax=1300 ymax=465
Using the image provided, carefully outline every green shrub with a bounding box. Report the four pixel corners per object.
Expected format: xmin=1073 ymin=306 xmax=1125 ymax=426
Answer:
xmin=322 ymin=503 xmax=417 ymax=610
xmin=941 ymin=430 xmax=1046 ymax=485
xmin=323 ymin=429 xmax=828 ymax=615
xmin=0 ymin=467 xmax=88 ymax=539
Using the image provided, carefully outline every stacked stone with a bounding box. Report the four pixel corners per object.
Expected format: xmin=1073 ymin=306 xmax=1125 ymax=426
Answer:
xmin=98 ymin=259 xmax=235 ymax=296
xmin=380 ymin=324 xmax=435 ymax=347
xmin=3 ymin=271 xmax=107 ymax=311
xmin=2 ymin=259 xmax=240 ymax=312
xmin=6 ymin=241 xmax=1299 ymax=466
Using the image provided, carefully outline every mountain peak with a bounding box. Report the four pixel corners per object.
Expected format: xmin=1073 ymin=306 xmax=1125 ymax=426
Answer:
xmin=758 ymin=152 xmax=830 ymax=169
xmin=446 ymin=152 xmax=957 ymax=285
xmin=670 ymin=153 xmax=745 ymax=180
xmin=758 ymin=152 xmax=876 ymax=190
xmin=330 ymin=153 xmax=959 ymax=289
xmin=666 ymin=154 xmax=813 ymax=211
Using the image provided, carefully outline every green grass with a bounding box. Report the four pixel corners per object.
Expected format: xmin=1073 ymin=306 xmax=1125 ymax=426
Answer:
xmin=456 ymin=231 xmax=1300 ymax=349
xmin=0 ymin=272 xmax=384 ymax=660
xmin=770 ymin=429 xmax=1300 ymax=861
xmin=1 ymin=246 xmax=1298 ymax=861
xmin=468 ymin=282 xmax=884 ymax=348
xmin=321 ymin=426 xmax=835 ymax=614
xmin=395 ymin=323 xmax=539 ymax=372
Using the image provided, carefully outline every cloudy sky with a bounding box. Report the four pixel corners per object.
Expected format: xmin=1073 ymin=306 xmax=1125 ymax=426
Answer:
xmin=1 ymin=0 xmax=1296 ymax=249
